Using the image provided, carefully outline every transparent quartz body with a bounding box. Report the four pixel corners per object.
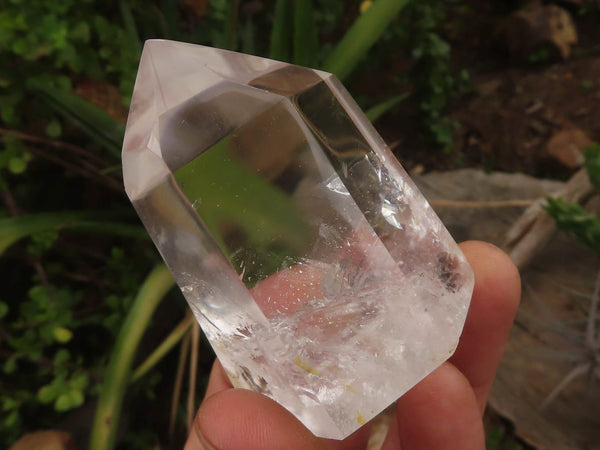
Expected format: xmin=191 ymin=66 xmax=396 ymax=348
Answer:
xmin=123 ymin=41 xmax=473 ymax=440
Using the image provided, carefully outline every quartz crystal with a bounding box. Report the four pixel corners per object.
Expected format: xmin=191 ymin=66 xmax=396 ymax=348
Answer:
xmin=123 ymin=40 xmax=474 ymax=440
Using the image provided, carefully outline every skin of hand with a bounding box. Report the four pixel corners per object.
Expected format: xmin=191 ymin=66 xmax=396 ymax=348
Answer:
xmin=185 ymin=241 xmax=521 ymax=450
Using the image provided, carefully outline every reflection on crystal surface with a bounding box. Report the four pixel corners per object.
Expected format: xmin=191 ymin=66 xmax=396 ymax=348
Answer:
xmin=122 ymin=40 xmax=474 ymax=440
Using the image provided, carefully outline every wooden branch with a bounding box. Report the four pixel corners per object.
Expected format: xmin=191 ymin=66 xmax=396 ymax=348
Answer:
xmin=430 ymin=199 xmax=535 ymax=208
xmin=0 ymin=127 xmax=108 ymax=166
xmin=504 ymin=168 xmax=595 ymax=269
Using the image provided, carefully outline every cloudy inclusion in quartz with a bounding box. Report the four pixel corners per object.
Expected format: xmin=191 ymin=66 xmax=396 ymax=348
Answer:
xmin=122 ymin=40 xmax=474 ymax=440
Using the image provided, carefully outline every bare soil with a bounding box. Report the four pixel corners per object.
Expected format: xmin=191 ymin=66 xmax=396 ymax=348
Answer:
xmin=368 ymin=1 xmax=600 ymax=178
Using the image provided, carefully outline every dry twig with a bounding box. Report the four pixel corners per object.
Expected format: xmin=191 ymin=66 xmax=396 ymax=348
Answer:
xmin=504 ymin=169 xmax=596 ymax=269
xmin=170 ymin=329 xmax=191 ymax=438
xmin=187 ymin=321 xmax=200 ymax=431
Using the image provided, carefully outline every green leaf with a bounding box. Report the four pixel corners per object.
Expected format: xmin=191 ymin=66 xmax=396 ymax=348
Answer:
xmin=27 ymin=230 xmax=59 ymax=256
xmin=30 ymin=81 xmax=125 ymax=158
xmin=3 ymin=356 xmax=16 ymax=374
xmin=220 ymin=0 xmax=240 ymax=51
xmin=584 ymin=143 xmax=600 ymax=193
xmin=119 ymin=1 xmax=141 ymax=54
xmin=269 ymin=0 xmax=293 ymax=61
xmin=2 ymin=397 xmax=18 ymax=411
xmin=0 ymin=212 xmax=148 ymax=256
xmin=323 ymin=0 xmax=410 ymax=81
xmin=293 ymin=0 xmax=319 ymax=67
xmin=486 ymin=426 xmax=503 ymax=450
xmin=37 ymin=385 xmax=58 ymax=404
xmin=90 ymin=264 xmax=174 ymax=450
xmin=130 ymin=314 xmax=194 ymax=382
xmin=7 ymin=157 xmax=26 ymax=174
xmin=45 ymin=119 xmax=62 ymax=138
xmin=70 ymin=373 xmax=89 ymax=391
xmin=173 ymin=137 xmax=310 ymax=257
xmin=544 ymin=197 xmax=600 ymax=255
xmin=70 ymin=22 xmax=90 ymax=43
xmin=4 ymin=411 xmax=18 ymax=427
xmin=53 ymin=326 xmax=73 ymax=343
xmin=365 ymin=92 xmax=409 ymax=122
xmin=54 ymin=349 xmax=70 ymax=365
xmin=55 ymin=389 xmax=84 ymax=411
xmin=0 ymin=301 xmax=8 ymax=318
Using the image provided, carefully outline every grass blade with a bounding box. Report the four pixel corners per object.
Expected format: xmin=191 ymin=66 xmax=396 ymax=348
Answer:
xmin=174 ymin=136 xmax=310 ymax=253
xmin=119 ymin=1 xmax=142 ymax=54
xmin=222 ymin=0 xmax=240 ymax=51
xmin=169 ymin=331 xmax=190 ymax=437
xmin=32 ymin=82 xmax=125 ymax=158
xmin=293 ymin=0 xmax=319 ymax=67
xmin=0 ymin=212 xmax=147 ymax=256
xmin=130 ymin=313 xmax=194 ymax=383
xmin=540 ymin=363 xmax=590 ymax=410
xmin=365 ymin=92 xmax=409 ymax=122
xmin=90 ymin=264 xmax=174 ymax=450
xmin=323 ymin=0 xmax=409 ymax=81
xmin=269 ymin=0 xmax=293 ymax=61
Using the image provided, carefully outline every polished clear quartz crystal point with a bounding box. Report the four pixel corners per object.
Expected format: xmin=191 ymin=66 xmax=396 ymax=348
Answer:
xmin=123 ymin=40 xmax=474 ymax=440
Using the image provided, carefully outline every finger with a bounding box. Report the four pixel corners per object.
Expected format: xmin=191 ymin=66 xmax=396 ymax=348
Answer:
xmin=203 ymin=359 xmax=232 ymax=400
xmin=186 ymin=388 xmax=370 ymax=450
xmin=450 ymin=241 xmax=521 ymax=412
xmin=250 ymin=263 xmax=325 ymax=317
xmin=390 ymin=362 xmax=485 ymax=450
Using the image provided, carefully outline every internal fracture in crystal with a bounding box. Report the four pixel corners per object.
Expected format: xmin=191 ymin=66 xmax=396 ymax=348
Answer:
xmin=122 ymin=40 xmax=474 ymax=440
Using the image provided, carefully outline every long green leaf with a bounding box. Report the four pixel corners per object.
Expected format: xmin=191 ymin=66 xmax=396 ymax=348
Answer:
xmin=130 ymin=313 xmax=194 ymax=383
xmin=365 ymin=92 xmax=410 ymax=122
xmin=174 ymin=137 xmax=310 ymax=253
xmin=90 ymin=264 xmax=174 ymax=450
xmin=119 ymin=1 xmax=142 ymax=54
xmin=323 ymin=0 xmax=409 ymax=81
xmin=0 ymin=212 xmax=147 ymax=256
xmin=269 ymin=0 xmax=293 ymax=61
xmin=293 ymin=0 xmax=319 ymax=67
xmin=32 ymin=82 xmax=125 ymax=158
xmin=222 ymin=0 xmax=240 ymax=51
xmin=159 ymin=0 xmax=183 ymax=40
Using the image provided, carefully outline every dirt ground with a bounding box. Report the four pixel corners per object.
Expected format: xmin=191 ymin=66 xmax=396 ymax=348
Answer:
xmin=369 ymin=0 xmax=600 ymax=178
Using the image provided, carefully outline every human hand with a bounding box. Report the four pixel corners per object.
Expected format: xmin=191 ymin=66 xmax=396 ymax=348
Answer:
xmin=185 ymin=241 xmax=521 ymax=450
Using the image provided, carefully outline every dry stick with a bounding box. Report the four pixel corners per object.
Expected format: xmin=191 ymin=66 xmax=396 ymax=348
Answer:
xmin=26 ymin=145 xmax=123 ymax=192
xmin=32 ymin=259 xmax=49 ymax=286
xmin=170 ymin=330 xmax=191 ymax=439
xmin=504 ymin=168 xmax=596 ymax=269
xmin=60 ymin=270 xmax=110 ymax=287
xmin=540 ymin=363 xmax=591 ymax=410
xmin=587 ymin=271 xmax=600 ymax=349
xmin=429 ymin=199 xmax=535 ymax=208
xmin=0 ymin=128 xmax=123 ymax=192
xmin=0 ymin=127 xmax=108 ymax=166
xmin=1 ymin=190 xmax=20 ymax=216
xmin=187 ymin=321 xmax=200 ymax=432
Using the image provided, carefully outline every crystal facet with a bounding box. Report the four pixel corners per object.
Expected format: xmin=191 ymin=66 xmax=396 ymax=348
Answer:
xmin=123 ymin=40 xmax=474 ymax=440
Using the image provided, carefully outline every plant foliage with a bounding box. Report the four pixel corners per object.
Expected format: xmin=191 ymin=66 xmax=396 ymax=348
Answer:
xmin=0 ymin=0 xmax=446 ymax=447
xmin=545 ymin=143 xmax=600 ymax=256
xmin=405 ymin=0 xmax=469 ymax=148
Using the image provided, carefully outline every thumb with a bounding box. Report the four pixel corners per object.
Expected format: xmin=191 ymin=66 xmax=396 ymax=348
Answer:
xmin=185 ymin=388 xmax=370 ymax=450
